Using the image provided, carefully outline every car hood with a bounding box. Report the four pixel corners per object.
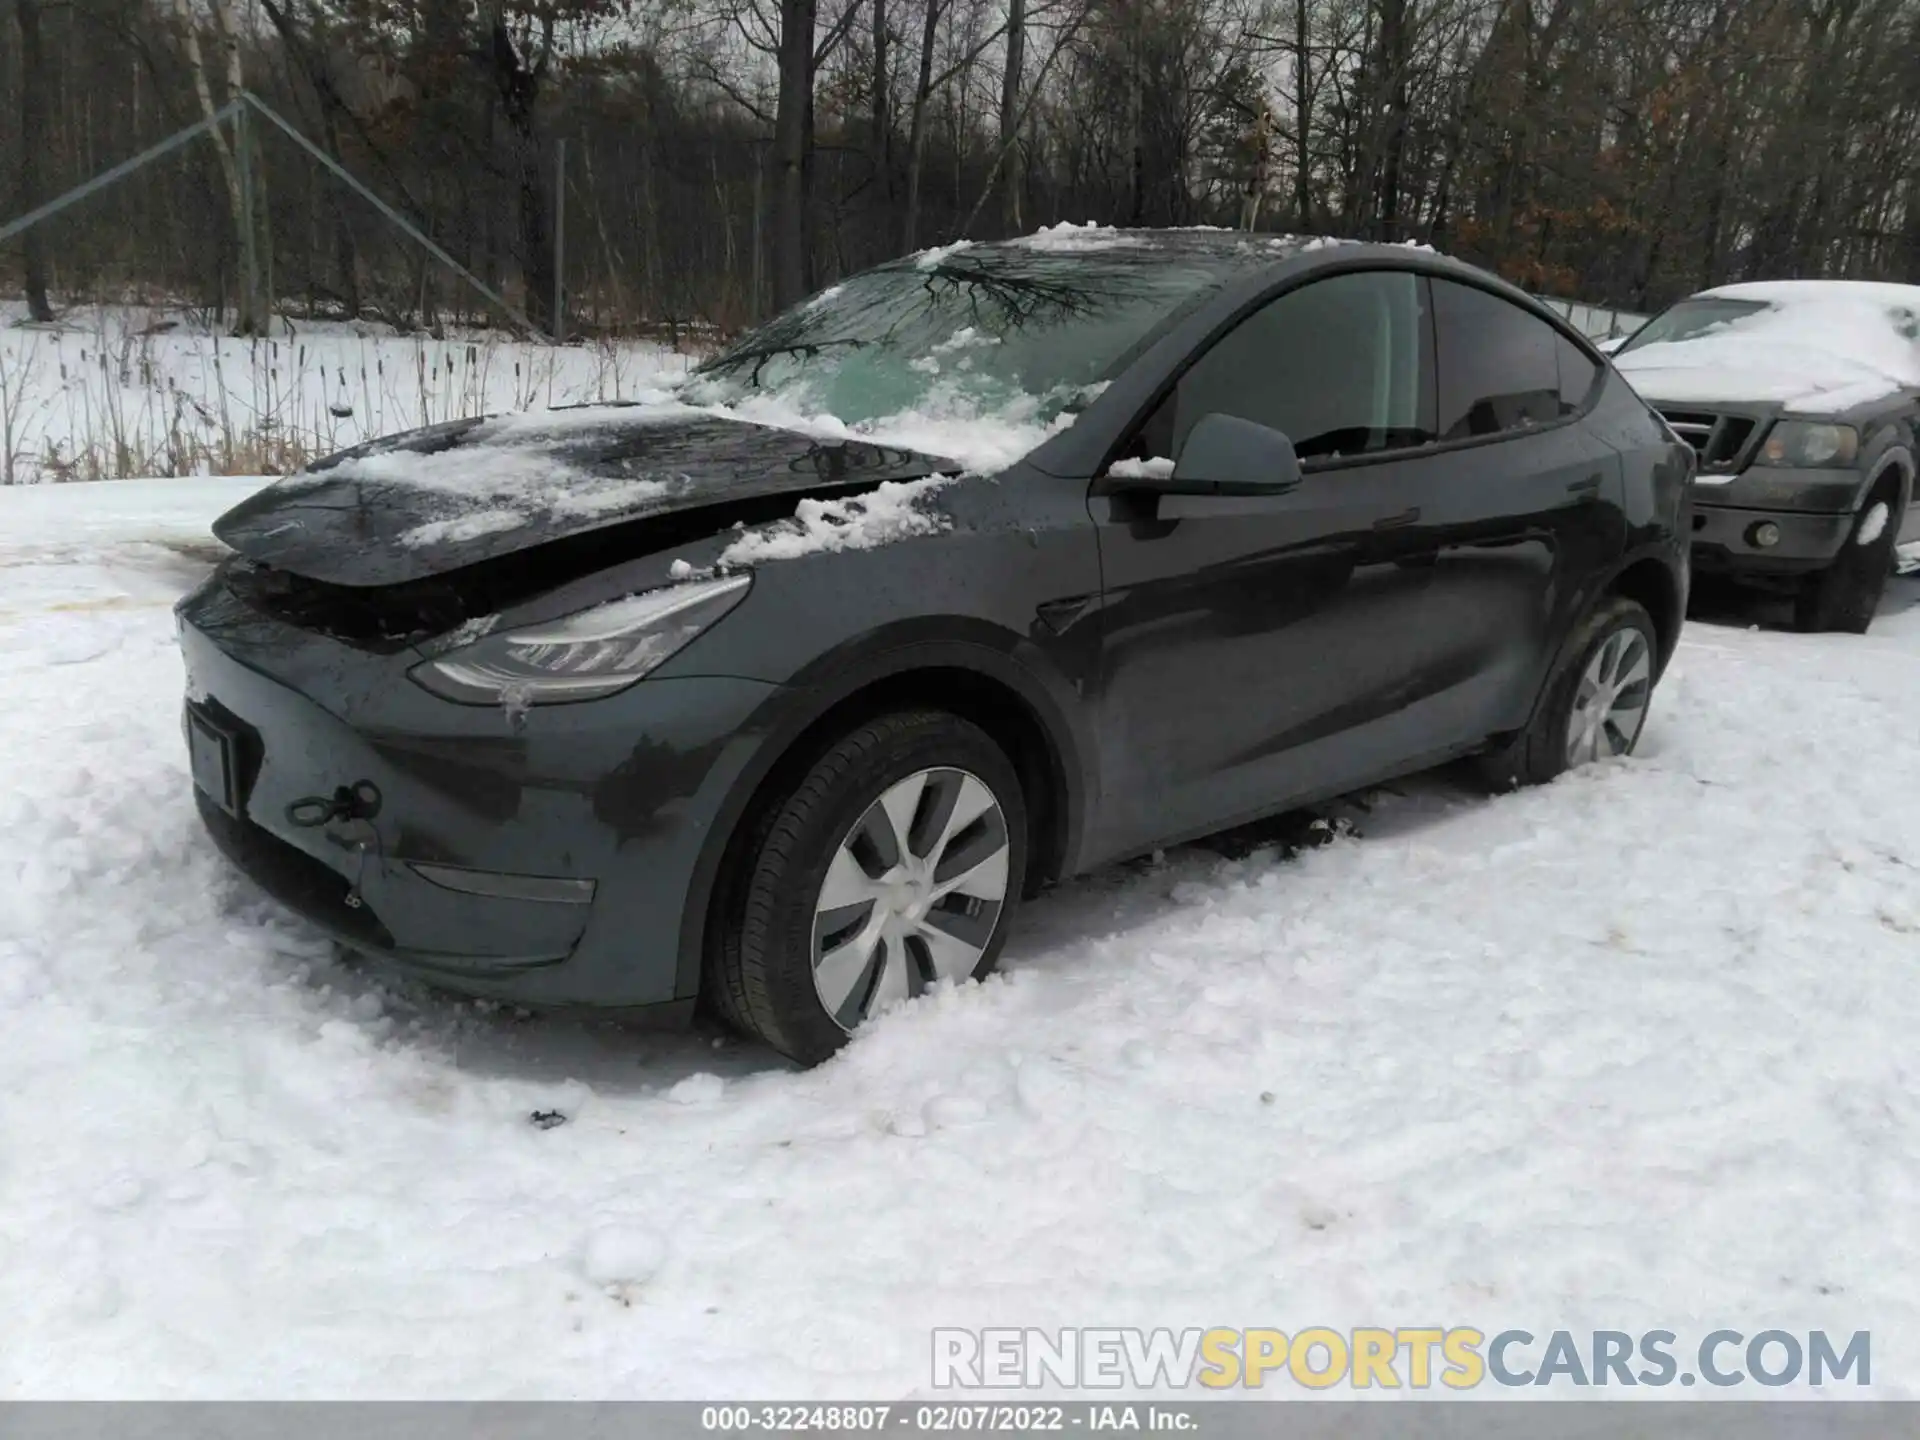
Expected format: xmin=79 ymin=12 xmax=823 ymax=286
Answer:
xmin=1615 ymin=337 xmax=1914 ymax=413
xmin=213 ymin=403 xmax=955 ymax=586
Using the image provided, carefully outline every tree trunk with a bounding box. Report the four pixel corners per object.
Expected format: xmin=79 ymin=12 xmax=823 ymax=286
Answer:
xmin=1292 ymin=0 xmax=1311 ymax=228
xmin=255 ymin=0 xmax=367 ymax=319
xmin=173 ymin=0 xmax=255 ymax=332
xmin=490 ymin=17 xmax=555 ymax=332
xmin=321 ymin=109 xmax=363 ymax=317
xmin=1126 ymin=3 xmax=1143 ymax=224
xmin=14 ymin=0 xmax=55 ymax=321
xmin=1375 ymin=0 xmax=1408 ymax=239
xmin=901 ymin=0 xmax=941 ymax=250
xmin=772 ymin=0 xmax=816 ymax=307
xmin=871 ymin=0 xmax=891 ymax=199
xmin=1241 ymin=104 xmax=1271 ymax=231
xmin=997 ymin=0 xmax=1025 ymax=234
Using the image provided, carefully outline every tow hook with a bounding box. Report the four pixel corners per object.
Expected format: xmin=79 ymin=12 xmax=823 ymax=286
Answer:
xmin=287 ymin=782 xmax=384 ymax=909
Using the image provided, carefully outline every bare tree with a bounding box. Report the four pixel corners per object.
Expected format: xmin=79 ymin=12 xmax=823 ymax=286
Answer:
xmin=998 ymin=0 xmax=1025 ymax=231
xmin=171 ymin=0 xmax=261 ymax=330
xmin=771 ymin=0 xmax=816 ymax=304
xmin=11 ymin=0 xmax=55 ymax=320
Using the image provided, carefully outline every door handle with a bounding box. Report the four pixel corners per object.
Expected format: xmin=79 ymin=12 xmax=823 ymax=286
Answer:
xmin=1566 ymin=475 xmax=1603 ymax=499
xmin=1372 ymin=506 xmax=1421 ymax=530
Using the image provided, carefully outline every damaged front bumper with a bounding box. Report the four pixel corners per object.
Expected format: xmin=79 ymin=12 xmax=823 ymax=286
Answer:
xmin=176 ymin=565 xmax=780 ymax=1011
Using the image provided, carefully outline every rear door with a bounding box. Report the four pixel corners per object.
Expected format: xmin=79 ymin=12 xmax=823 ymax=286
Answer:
xmin=1413 ymin=279 xmax=1629 ymax=739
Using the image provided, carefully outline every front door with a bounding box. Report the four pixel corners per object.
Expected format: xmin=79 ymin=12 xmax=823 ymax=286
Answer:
xmin=1086 ymin=269 xmax=1452 ymax=861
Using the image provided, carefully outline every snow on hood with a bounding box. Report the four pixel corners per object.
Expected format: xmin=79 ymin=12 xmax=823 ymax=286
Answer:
xmin=213 ymin=381 xmax=1064 ymax=586
xmin=1615 ymin=291 xmax=1920 ymax=411
xmin=215 ymin=397 xmax=966 ymax=587
xmin=717 ymin=476 xmax=953 ymax=567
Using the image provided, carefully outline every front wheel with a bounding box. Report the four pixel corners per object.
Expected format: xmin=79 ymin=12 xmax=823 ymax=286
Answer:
xmin=1478 ymin=595 xmax=1658 ymax=790
xmin=1794 ymin=478 xmax=1900 ymax=634
xmin=708 ymin=709 xmax=1027 ymax=1066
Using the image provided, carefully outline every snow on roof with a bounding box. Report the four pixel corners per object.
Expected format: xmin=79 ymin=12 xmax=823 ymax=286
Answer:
xmin=1701 ymin=279 xmax=1920 ymax=307
xmin=1005 ymin=221 xmax=1153 ymax=253
xmin=1615 ymin=282 xmax=1920 ymax=411
xmin=913 ymin=240 xmax=977 ymax=269
xmin=998 ymin=223 xmax=1358 ymax=255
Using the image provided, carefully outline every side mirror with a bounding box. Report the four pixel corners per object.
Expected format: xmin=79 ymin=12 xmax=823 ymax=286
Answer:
xmin=1127 ymin=413 xmax=1302 ymax=496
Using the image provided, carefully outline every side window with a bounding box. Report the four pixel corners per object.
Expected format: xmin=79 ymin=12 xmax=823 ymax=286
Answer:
xmin=1136 ymin=271 xmax=1436 ymax=465
xmin=1431 ymin=279 xmax=1566 ymax=439
xmin=1556 ymin=333 xmax=1600 ymax=413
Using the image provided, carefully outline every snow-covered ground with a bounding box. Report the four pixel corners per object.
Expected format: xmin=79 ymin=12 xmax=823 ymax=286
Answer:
xmin=4 ymin=477 xmax=1920 ymax=1398
xmin=0 ymin=303 xmax=695 ymax=484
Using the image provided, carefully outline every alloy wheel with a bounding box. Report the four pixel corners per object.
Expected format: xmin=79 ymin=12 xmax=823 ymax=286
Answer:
xmin=811 ymin=766 xmax=1011 ymax=1031
xmin=1565 ymin=626 xmax=1652 ymax=766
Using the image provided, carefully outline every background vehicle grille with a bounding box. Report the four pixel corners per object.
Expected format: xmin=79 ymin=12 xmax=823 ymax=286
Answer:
xmin=1657 ymin=408 xmax=1759 ymax=474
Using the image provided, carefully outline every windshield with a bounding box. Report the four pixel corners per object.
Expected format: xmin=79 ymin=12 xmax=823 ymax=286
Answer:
xmin=1617 ymin=298 xmax=1772 ymax=354
xmin=685 ymin=242 xmax=1264 ymax=428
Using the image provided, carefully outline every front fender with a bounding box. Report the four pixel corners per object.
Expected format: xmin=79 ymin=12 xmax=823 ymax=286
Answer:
xmin=669 ymin=625 xmax=1098 ymax=1001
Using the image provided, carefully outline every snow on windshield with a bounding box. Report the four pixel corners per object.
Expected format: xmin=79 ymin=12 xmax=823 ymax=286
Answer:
xmin=683 ymin=236 xmax=1274 ymax=451
xmin=1615 ymin=285 xmax=1920 ymax=409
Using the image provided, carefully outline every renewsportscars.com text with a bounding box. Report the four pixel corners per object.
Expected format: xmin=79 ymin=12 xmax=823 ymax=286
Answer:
xmin=931 ymin=1327 xmax=1871 ymax=1391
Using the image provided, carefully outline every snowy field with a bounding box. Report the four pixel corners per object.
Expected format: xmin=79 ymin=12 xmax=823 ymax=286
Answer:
xmin=4 ymin=475 xmax=1920 ymax=1398
xmin=0 ymin=303 xmax=694 ymax=484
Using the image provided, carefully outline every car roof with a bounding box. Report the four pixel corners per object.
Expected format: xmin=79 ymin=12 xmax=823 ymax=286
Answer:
xmin=882 ymin=226 xmax=1365 ymax=273
xmin=1698 ymin=279 xmax=1920 ymax=307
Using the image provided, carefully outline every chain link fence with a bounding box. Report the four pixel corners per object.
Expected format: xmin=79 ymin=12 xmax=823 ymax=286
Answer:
xmin=1532 ymin=295 xmax=1650 ymax=341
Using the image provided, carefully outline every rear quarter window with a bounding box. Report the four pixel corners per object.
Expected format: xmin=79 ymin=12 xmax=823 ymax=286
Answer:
xmin=1432 ymin=279 xmax=1566 ymax=439
xmin=1556 ymin=334 xmax=1601 ymax=412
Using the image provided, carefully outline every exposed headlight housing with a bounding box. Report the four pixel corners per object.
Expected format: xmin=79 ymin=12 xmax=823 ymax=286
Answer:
xmin=1755 ymin=421 xmax=1858 ymax=469
xmin=409 ymin=572 xmax=751 ymax=705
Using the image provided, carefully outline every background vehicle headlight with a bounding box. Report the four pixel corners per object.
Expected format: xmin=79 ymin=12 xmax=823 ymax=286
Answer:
xmin=1756 ymin=421 xmax=1858 ymax=468
xmin=409 ymin=572 xmax=751 ymax=704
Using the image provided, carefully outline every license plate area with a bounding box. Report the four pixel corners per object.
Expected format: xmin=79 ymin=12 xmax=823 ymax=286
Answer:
xmin=187 ymin=706 xmax=242 ymax=816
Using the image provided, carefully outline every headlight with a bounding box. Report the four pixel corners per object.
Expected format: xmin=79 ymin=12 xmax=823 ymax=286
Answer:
xmin=409 ymin=573 xmax=751 ymax=705
xmin=1755 ymin=421 xmax=1858 ymax=469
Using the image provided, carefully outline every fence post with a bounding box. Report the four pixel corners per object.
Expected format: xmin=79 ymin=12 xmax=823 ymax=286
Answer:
xmin=553 ymin=137 xmax=567 ymax=344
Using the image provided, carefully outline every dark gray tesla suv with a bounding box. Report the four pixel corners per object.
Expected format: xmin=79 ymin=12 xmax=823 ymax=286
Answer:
xmin=177 ymin=232 xmax=1692 ymax=1065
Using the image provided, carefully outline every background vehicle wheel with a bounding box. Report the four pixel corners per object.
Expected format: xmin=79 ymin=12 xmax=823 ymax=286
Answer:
xmin=708 ymin=709 xmax=1027 ymax=1066
xmin=1794 ymin=475 xmax=1901 ymax=634
xmin=1477 ymin=595 xmax=1658 ymax=790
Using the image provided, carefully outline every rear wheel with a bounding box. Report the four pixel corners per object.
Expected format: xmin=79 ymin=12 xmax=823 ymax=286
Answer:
xmin=1794 ymin=475 xmax=1901 ymax=634
xmin=708 ymin=709 xmax=1026 ymax=1066
xmin=1478 ymin=595 xmax=1658 ymax=790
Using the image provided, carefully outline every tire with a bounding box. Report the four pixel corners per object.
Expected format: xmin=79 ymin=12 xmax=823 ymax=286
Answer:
xmin=1794 ymin=474 xmax=1902 ymax=634
xmin=1477 ymin=595 xmax=1659 ymax=790
xmin=707 ymin=709 xmax=1027 ymax=1066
